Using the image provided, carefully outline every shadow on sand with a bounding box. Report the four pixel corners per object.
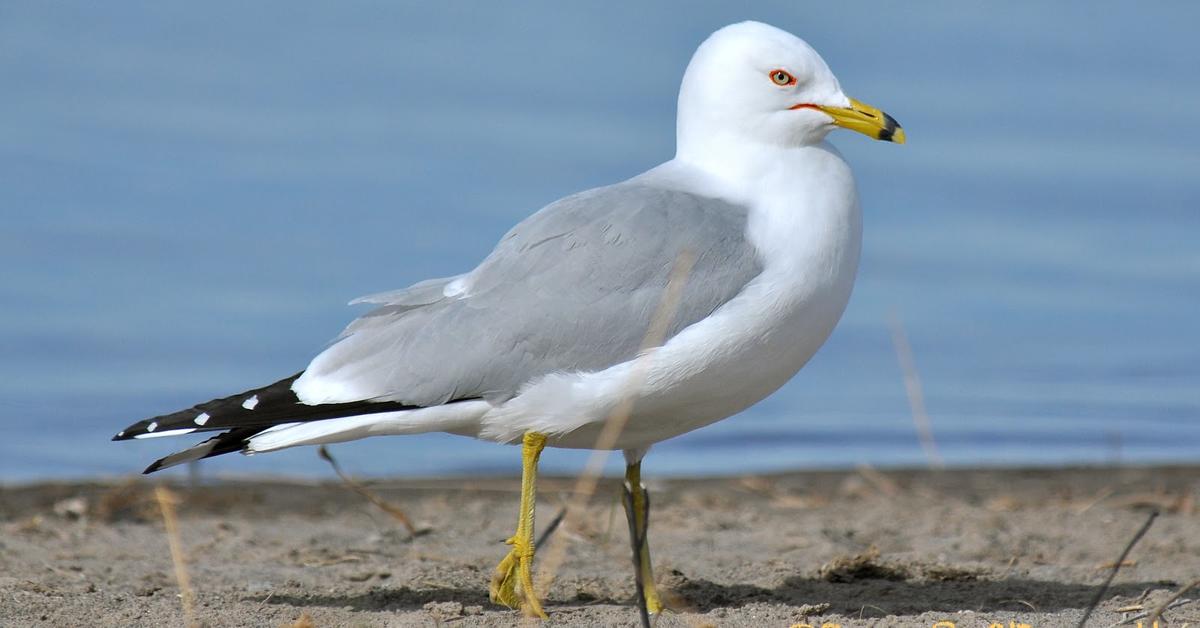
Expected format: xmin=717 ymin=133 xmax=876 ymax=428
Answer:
xmin=261 ymin=574 xmax=1172 ymax=617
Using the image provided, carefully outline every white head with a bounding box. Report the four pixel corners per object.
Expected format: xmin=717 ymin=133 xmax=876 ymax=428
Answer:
xmin=676 ymin=21 xmax=902 ymax=159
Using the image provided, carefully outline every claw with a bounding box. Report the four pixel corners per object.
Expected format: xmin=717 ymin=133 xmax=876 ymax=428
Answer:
xmin=489 ymin=545 xmax=521 ymax=609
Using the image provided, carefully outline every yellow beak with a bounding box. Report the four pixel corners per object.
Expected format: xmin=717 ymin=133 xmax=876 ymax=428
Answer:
xmin=815 ymin=97 xmax=905 ymax=144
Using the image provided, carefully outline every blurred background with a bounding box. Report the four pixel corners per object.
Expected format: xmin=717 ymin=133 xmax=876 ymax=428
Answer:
xmin=2 ymin=2 xmax=1197 ymax=482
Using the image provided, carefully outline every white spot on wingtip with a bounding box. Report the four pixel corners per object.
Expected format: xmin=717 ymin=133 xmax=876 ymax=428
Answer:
xmin=146 ymin=421 xmax=158 ymax=432
xmin=117 ymin=431 xmax=125 ymax=438
xmin=194 ymin=412 xmax=211 ymax=426
xmin=241 ymin=395 xmax=259 ymax=410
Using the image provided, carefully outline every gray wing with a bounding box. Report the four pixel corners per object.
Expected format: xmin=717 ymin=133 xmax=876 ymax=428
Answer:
xmin=300 ymin=181 xmax=764 ymax=406
xmin=349 ymin=274 xmax=467 ymax=308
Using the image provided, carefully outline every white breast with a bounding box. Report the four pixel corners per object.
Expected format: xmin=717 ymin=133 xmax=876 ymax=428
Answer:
xmin=478 ymin=144 xmax=862 ymax=450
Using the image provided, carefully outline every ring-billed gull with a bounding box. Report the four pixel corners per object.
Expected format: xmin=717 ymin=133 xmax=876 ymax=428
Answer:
xmin=115 ymin=20 xmax=903 ymax=621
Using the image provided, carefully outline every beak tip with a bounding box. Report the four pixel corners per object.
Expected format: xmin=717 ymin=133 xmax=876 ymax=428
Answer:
xmin=877 ymin=125 xmax=905 ymax=144
xmin=879 ymin=111 xmax=905 ymax=144
xmin=827 ymin=98 xmax=906 ymax=144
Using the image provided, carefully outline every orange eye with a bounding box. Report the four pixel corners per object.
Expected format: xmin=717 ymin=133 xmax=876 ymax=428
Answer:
xmin=769 ymin=69 xmax=796 ymax=86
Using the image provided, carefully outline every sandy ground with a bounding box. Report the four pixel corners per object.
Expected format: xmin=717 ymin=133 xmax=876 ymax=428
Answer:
xmin=2 ymin=465 xmax=1198 ymax=627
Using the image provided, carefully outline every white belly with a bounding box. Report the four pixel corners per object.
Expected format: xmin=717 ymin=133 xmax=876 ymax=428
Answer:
xmin=518 ymin=259 xmax=857 ymax=451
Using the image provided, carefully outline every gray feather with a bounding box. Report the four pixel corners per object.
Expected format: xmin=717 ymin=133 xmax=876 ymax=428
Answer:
xmin=303 ymin=181 xmax=764 ymax=406
xmin=349 ymin=274 xmax=466 ymax=309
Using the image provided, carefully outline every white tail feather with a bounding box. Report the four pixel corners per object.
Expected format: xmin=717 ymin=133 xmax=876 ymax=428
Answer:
xmin=245 ymin=401 xmax=491 ymax=453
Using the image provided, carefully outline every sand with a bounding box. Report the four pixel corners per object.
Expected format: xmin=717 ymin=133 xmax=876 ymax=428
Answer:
xmin=2 ymin=465 xmax=1198 ymax=627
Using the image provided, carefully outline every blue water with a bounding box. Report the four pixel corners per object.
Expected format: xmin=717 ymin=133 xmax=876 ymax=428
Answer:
xmin=2 ymin=2 xmax=1198 ymax=482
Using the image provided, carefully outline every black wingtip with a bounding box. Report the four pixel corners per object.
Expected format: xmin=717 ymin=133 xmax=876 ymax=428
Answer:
xmin=113 ymin=420 xmax=150 ymax=441
xmin=142 ymin=460 xmax=164 ymax=475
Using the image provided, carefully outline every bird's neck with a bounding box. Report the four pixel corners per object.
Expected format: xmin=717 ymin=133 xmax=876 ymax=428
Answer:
xmin=662 ymin=134 xmax=861 ymax=293
xmin=673 ymin=133 xmax=842 ymax=201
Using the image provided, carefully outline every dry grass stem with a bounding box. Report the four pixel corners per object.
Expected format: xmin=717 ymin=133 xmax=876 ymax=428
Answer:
xmin=998 ymin=599 xmax=1038 ymax=612
xmin=855 ymin=464 xmax=901 ymax=497
xmin=534 ymin=506 xmax=568 ymax=551
xmin=887 ymin=310 xmax=943 ymax=469
xmin=1076 ymin=509 xmax=1159 ymax=628
xmin=1073 ymin=486 xmax=1116 ymax=515
xmin=1108 ymin=490 xmax=1196 ymax=515
xmin=536 ymin=250 xmax=696 ymax=597
xmin=318 ymin=445 xmax=426 ymax=537
xmin=154 ymin=485 xmax=198 ymax=628
xmin=1147 ymin=579 xmax=1200 ymax=625
xmin=1108 ymin=597 xmax=1197 ymax=627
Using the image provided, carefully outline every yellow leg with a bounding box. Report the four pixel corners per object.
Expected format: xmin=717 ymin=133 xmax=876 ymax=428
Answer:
xmin=489 ymin=432 xmax=548 ymax=618
xmin=623 ymin=461 xmax=662 ymax=619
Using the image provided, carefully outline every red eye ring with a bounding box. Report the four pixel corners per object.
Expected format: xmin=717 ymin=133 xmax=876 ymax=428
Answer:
xmin=769 ymin=69 xmax=796 ymax=86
